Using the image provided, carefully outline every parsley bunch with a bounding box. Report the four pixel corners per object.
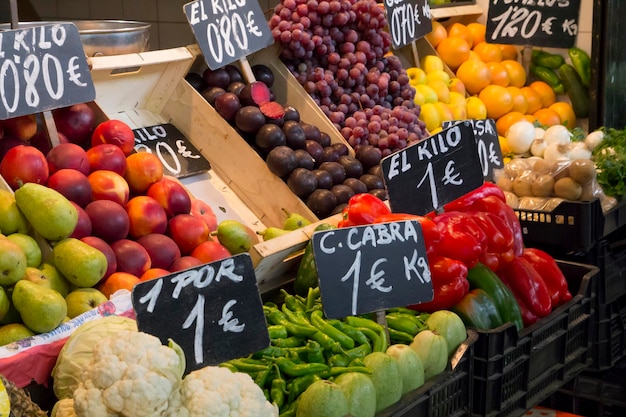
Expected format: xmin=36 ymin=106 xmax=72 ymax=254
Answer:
xmin=592 ymin=127 xmax=626 ymax=200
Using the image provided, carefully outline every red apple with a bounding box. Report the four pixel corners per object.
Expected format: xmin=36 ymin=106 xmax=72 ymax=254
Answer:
xmin=53 ymin=103 xmax=96 ymax=145
xmin=110 ymin=238 xmax=151 ymax=277
xmin=168 ymin=213 xmax=210 ymax=255
xmin=47 ymin=168 xmax=93 ymax=207
xmin=146 ymin=178 xmax=192 ymax=217
xmin=29 ymin=130 xmax=70 ymax=155
xmin=85 ymin=199 xmax=130 ymax=243
xmin=46 ymin=143 xmax=90 ymax=175
xmin=88 ymin=170 xmax=130 ymax=205
xmin=81 ymin=235 xmax=117 ymax=280
xmin=91 ymin=120 xmax=135 ymax=156
xmin=3 ymin=114 xmax=37 ymax=141
xmin=190 ymin=240 xmax=231 ymax=263
xmin=97 ymin=271 xmax=140 ymax=299
xmin=69 ymin=202 xmax=92 ymax=239
xmin=0 ymin=144 xmax=49 ymax=189
xmin=189 ymin=198 xmax=218 ymax=232
xmin=136 ymin=233 xmax=181 ymax=270
xmin=0 ymin=137 xmax=28 ymax=160
xmin=139 ymin=268 xmax=171 ymax=282
xmin=125 ymin=196 xmax=168 ymax=239
xmin=124 ymin=152 xmax=164 ymax=193
xmin=169 ymin=256 xmax=204 ymax=272
xmin=86 ymin=144 xmax=127 ymax=175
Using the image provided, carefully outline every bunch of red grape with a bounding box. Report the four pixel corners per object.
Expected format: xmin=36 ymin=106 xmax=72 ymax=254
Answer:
xmin=269 ymin=0 xmax=430 ymax=157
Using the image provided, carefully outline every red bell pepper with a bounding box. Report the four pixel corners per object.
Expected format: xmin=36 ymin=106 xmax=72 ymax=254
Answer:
xmin=373 ymin=213 xmax=440 ymax=255
xmin=431 ymin=211 xmax=487 ymax=269
xmin=465 ymin=211 xmax=516 ymax=272
xmin=338 ymin=193 xmax=390 ymax=227
xmin=408 ymin=255 xmax=469 ymax=313
xmin=471 ymin=195 xmax=525 ymax=257
xmin=512 ymin=291 xmax=540 ymax=327
xmin=497 ymin=256 xmax=552 ymax=318
xmin=442 ymin=182 xmax=506 ymax=212
xmin=522 ymin=248 xmax=570 ymax=306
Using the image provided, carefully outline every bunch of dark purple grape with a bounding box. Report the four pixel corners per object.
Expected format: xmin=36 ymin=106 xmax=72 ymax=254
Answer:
xmin=269 ymin=0 xmax=430 ymax=158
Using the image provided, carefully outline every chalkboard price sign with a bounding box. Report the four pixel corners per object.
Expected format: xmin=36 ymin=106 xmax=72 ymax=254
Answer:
xmin=312 ymin=220 xmax=433 ymax=319
xmin=184 ymin=0 xmax=274 ymax=70
xmin=383 ymin=0 xmax=432 ymax=49
xmin=133 ymin=123 xmax=211 ymax=179
xmin=486 ymin=0 xmax=581 ymax=48
xmin=381 ymin=121 xmax=484 ymax=215
xmin=0 ymin=23 xmax=95 ymax=120
xmin=132 ymin=253 xmax=269 ymax=374
xmin=442 ymin=119 xmax=503 ymax=181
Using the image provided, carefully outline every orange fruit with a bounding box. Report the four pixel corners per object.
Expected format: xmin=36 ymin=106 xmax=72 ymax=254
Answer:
xmin=523 ymin=114 xmax=537 ymax=124
xmin=495 ymin=111 xmax=526 ymax=136
xmin=498 ymin=44 xmax=519 ymax=60
xmin=520 ymin=86 xmax=543 ymax=114
xmin=426 ymin=20 xmax=447 ymax=48
xmin=468 ymin=50 xmax=481 ymax=61
xmin=529 ymin=80 xmax=557 ymax=108
xmin=447 ymin=23 xmax=474 ymax=48
xmin=507 ymin=86 xmax=529 ymax=114
xmin=533 ymin=108 xmax=562 ymax=127
xmin=479 ymin=85 xmax=514 ymax=119
xmin=500 ymin=60 xmax=526 ymax=88
xmin=472 ymin=42 xmax=502 ymax=62
xmin=467 ymin=23 xmax=486 ymax=46
xmin=486 ymin=61 xmax=510 ymax=87
xmin=436 ymin=36 xmax=471 ymax=70
xmin=549 ymin=101 xmax=577 ymax=129
xmin=466 ymin=96 xmax=488 ymax=119
xmin=455 ymin=59 xmax=492 ymax=95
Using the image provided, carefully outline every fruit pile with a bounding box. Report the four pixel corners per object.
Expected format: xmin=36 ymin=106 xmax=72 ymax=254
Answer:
xmin=187 ymin=63 xmax=388 ymax=219
xmin=0 ymin=107 xmax=268 ymax=344
xmin=412 ymin=21 xmax=583 ymax=136
xmin=268 ymin=0 xmax=430 ymax=156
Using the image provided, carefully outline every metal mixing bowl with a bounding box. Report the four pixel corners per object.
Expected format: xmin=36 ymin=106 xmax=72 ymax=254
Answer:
xmin=0 ymin=20 xmax=151 ymax=56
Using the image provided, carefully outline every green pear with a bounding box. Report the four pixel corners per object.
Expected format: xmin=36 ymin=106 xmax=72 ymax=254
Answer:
xmin=282 ymin=209 xmax=311 ymax=230
xmin=12 ymin=280 xmax=67 ymax=333
xmin=14 ymin=183 xmax=78 ymax=241
xmin=0 ymin=287 xmax=20 ymax=325
xmin=6 ymin=232 xmax=42 ymax=267
xmin=0 ymin=323 xmax=35 ymax=346
xmin=0 ymin=190 xmax=29 ymax=235
xmin=0 ymin=286 xmax=9 ymax=323
xmin=24 ymin=263 xmax=71 ymax=297
xmin=257 ymin=226 xmax=291 ymax=241
xmin=0 ymin=238 xmax=28 ymax=286
xmin=65 ymin=287 xmax=108 ymax=319
xmin=53 ymin=238 xmax=107 ymax=288
xmin=214 ymin=220 xmax=259 ymax=255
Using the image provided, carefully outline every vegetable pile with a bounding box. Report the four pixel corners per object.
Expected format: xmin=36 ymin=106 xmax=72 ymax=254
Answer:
xmin=592 ymin=126 xmax=626 ymax=201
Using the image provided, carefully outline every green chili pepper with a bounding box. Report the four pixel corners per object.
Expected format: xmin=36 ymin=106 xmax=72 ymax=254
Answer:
xmin=219 ymin=362 xmax=239 ymax=373
xmin=310 ymin=330 xmax=343 ymax=353
xmin=255 ymin=367 xmax=273 ymax=388
xmin=355 ymin=326 xmax=384 ymax=352
xmin=345 ymin=316 xmax=388 ymax=352
xmin=275 ymin=357 xmax=329 ymax=377
xmin=270 ymin=377 xmax=287 ymax=409
xmin=305 ymin=286 xmax=321 ymax=310
xmin=287 ymin=375 xmax=320 ymax=405
xmin=281 ymin=289 xmax=306 ymax=312
xmin=386 ymin=312 xmax=429 ymax=333
xmin=328 ymin=320 xmax=370 ymax=346
xmin=268 ymin=325 xmax=288 ymax=340
xmin=281 ymin=303 xmax=315 ymax=328
xmin=385 ymin=314 xmax=422 ymax=336
xmin=327 ymin=353 xmax=350 ymax=367
xmin=387 ymin=306 xmax=421 ymax=316
xmin=305 ymin=340 xmax=325 ymax=364
xmin=265 ymin=306 xmax=318 ymax=338
xmin=344 ymin=343 xmax=372 ymax=361
xmin=388 ymin=327 xmax=415 ymax=344
xmin=226 ymin=358 xmax=271 ymax=373
xmin=272 ymin=336 xmax=306 ymax=348
xmin=252 ymin=345 xmax=287 ymax=359
xmin=319 ymin=366 xmax=372 ymax=378
xmin=310 ymin=310 xmax=355 ymax=349
xmin=279 ymin=398 xmax=300 ymax=417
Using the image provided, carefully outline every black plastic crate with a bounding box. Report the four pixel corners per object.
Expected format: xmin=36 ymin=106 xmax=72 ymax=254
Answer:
xmin=471 ymin=261 xmax=597 ymax=417
xmin=588 ymin=293 xmax=626 ymax=371
xmin=515 ymin=200 xmax=626 ymax=254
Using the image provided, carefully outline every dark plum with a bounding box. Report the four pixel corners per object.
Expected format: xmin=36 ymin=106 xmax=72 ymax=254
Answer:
xmin=287 ymin=168 xmax=317 ymax=198
xmin=318 ymin=146 xmax=340 ymax=164
xmin=235 ymin=106 xmax=266 ymax=134
xmin=369 ymin=188 xmax=388 ymax=201
xmin=301 ymin=123 xmax=322 ymax=142
xmin=360 ymin=174 xmax=385 ymax=191
xmin=201 ymin=87 xmax=226 ymax=106
xmin=227 ymin=81 xmax=246 ymax=95
xmin=331 ymin=203 xmax=348 ymax=215
xmin=337 ymin=155 xmax=364 ymax=178
xmin=214 ymin=92 xmax=241 ymax=122
xmin=305 ymin=140 xmax=324 ymax=163
xmin=224 ymin=64 xmax=244 ymax=83
xmin=312 ymin=169 xmax=333 ymax=189
xmin=355 ymin=145 xmax=382 ymax=170
xmin=294 ymin=149 xmax=315 ymax=170
xmin=202 ymin=67 xmax=230 ymax=89
xmin=319 ymin=161 xmax=346 ymax=185
xmin=330 ymin=184 xmax=355 ymax=205
xmin=185 ymin=72 xmax=206 ymax=92
xmin=331 ymin=142 xmax=350 ymax=157
xmin=368 ymin=164 xmax=384 ymax=179
xmin=318 ymin=132 xmax=331 ymax=147
xmin=343 ymin=178 xmax=368 ymax=194
xmin=255 ymin=124 xmax=286 ymax=153
xmin=252 ymin=64 xmax=275 ymax=88
xmin=266 ymin=146 xmax=298 ymax=178
xmin=306 ymin=189 xmax=337 ymax=218
xmin=238 ymin=81 xmax=271 ymax=107
xmin=282 ymin=121 xmax=307 ymax=149
xmin=283 ymin=106 xmax=300 ymax=122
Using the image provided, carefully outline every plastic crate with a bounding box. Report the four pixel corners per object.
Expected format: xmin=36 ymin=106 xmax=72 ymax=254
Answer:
xmin=588 ymin=293 xmax=626 ymax=371
xmin=377 ymin=330 xmax=476 ymax=417
xmin=515 ymin=199 xmax=626 ymax=254
xmin=471 ymin=261 xmax=597 ymax=417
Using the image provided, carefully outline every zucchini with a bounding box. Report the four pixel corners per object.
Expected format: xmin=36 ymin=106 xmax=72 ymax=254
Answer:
xmin=558 ymin=63 xmax=590 ymax=118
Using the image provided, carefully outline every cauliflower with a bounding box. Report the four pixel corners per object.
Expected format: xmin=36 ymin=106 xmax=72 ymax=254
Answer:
xmin=165 ymin=366 xmax=278 ymax=417
xmin=72 ymin=330 xmax=185 ymax=417
xmin=51 ymin=398 xmax=78 ymax=417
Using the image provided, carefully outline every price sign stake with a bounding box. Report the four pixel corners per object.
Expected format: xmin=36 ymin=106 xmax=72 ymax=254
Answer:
xmin=312 ymin=220 xmax=433 ymax=319
xmin=184 ymin=0 xmax=274 ymax=70
xmin=383 ymin=0 xmax=432 ymax=50
xmin=0 ymin=22 xmax=95 ymax=120
xmin=486 ymin=0 xmax=582 ymax=48
xmin=381 ymin=121 xmax=484 ymax=215
xmin=132 ymin=253 xmax=269 ymax=374
xmin=133 ymin=123 xmax=211 ymax=178
xmin=442 ymin=119 xmax=503 ymax=181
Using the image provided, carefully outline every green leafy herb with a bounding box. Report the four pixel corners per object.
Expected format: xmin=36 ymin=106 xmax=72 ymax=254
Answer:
xmin=592 ymin=126 xmax=626 ymax=200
